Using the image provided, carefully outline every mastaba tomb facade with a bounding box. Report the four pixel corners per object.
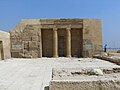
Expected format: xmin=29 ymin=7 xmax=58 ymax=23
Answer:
xmin=10 ymin=18 xmax=102 ymax=58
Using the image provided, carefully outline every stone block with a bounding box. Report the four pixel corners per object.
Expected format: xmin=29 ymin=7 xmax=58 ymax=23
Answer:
xmin=29 ymin=41 xmax=38 ymax=50
xmin=50 ymin=68 xmax=120 ymax=90
xmin=50 ymin=80 xmax=120 ymax=90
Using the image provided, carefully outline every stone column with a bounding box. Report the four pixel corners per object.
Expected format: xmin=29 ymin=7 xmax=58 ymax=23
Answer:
xmin=53 ymin=28 xmax=58 ymax=58
xmin=39 ymin=28 xmax=42 ymax=58
xmin=66 ymin=28 xmax=71 ymax=57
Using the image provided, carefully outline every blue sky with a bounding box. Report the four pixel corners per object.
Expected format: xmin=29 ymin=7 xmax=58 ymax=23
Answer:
xmin=0 ymin=0 xmax=120 ymax=48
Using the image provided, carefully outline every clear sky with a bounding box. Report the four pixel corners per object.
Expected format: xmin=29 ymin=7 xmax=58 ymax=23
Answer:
xmin=0 ymin=0 xmax=120 ymax=48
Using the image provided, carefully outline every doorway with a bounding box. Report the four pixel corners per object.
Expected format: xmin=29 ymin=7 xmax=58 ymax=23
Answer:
xmin=0 ymin=41 xmax=4 ymax=60
xmin=58 ymin=36 xmax=65 ymax=57
xmin=71 ymin=28 xmax=83 ymax=57
xmin=42 ymin=29 xmax=53 ymax=57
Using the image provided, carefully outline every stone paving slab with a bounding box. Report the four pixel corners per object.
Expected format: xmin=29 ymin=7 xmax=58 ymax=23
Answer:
xmin=0 ymin=58 xmax=119 ymax=90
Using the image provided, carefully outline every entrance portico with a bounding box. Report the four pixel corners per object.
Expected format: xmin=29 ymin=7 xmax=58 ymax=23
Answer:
xmin=41 ymin=27 xmax=83 ymax=58
xmin=52 ymin=28 xmax=72 ymax=58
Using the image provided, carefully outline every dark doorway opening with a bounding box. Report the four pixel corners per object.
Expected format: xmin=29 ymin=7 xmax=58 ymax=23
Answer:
xmin=42 ymin=29 xmax=53 ymax=57
xmin=58 ymin=36 xmax=65 ymax=57
xmin=0 ymin=41 xmax=4 ymax=60
xmin=71 ymin=28 xmax=83 ymax=57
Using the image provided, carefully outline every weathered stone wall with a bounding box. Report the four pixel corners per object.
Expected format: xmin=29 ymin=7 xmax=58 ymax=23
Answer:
xmin=83 ymin=19 xmax=102 ymax=57
xmin=0 ymin=30 xmax=11 ymax=60
xmin=50 ymin=80 xmax=120 ymax=90
xmin=11 ymin=25 xmax=40 ymax=58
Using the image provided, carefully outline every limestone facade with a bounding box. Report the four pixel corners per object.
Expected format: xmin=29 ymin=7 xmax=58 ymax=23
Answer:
xmin=0 ymin=30 xmax=11 ymax=60
xmin=10 ymin=18 xmax=102 ymax=58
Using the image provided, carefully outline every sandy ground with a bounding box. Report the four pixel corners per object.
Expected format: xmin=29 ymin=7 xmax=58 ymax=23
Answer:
xmin=0 ymin=58 xmax=120 ymax=90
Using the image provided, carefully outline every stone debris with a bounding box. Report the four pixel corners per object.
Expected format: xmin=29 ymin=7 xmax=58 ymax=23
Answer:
xmin=93 ymin=53 xmax=120 ymax=65
xmin=90 ymin=69 xmax=103 ymax=76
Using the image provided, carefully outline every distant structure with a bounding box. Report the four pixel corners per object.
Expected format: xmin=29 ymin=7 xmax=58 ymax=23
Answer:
xmin=10 ymin=18 xmax=102 ymax=58
xmin=0 ymin=30 xmax=11 ymax=60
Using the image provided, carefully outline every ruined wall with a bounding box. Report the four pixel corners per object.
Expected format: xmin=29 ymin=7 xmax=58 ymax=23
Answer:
xmin=83 ymin=19 xmax=102 ymax=57
xmin=0 ymin=30 xmax=11 ymax=60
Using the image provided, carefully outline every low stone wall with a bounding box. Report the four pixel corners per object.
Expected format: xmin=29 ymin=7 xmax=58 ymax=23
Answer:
xmin=50 ymin=67 xmax=120 ymax=90
xmin=50 ymin=80 xmax=120 ymax=90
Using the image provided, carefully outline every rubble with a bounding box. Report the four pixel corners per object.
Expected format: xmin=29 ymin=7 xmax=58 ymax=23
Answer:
xmin=93 ymin=52 xmax=120 ymax=65
xmin=90 ymin=69 xmax=103 ymax=76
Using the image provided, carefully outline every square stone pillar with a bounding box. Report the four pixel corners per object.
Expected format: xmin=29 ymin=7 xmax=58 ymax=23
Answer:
xmin=39 ymin=28 xmax=42 ymax=58
xmin=53 ymin=28 xmax=58 ymax=58
xmin=66 ymin=28 xmax=71 ymax=57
